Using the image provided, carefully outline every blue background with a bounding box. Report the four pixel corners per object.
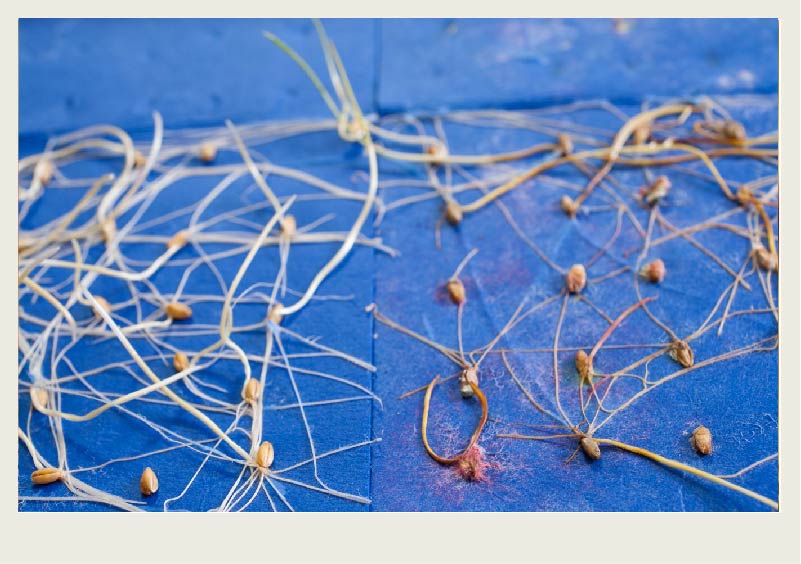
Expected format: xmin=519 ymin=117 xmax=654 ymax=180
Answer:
xmin=19 ymin=19 xmax=778 ymax=511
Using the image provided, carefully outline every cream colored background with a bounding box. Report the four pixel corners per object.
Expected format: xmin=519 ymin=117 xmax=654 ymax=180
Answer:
xmin=4 ymin=2 xmax=799 ymax=562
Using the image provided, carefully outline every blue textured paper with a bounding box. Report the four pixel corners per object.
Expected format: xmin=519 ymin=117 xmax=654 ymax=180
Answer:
xmin=19 ymin=18 xmax=778 ymax=512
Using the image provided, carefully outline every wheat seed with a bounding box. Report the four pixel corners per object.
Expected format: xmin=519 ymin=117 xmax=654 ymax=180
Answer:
xmin=580 ymin=437 xmax=601 ymax=461
xmin=640 ymin=259 xmax=666 ymax=283
xmin=557 ymin=133 xmax=573 ymax=156
xmin=243 ymin=377 xmax=261 ymax=404
xmin=93 ymin=296 xmax=112 ymax=318
xmin=669 ymin=340 xmax=695 ymax=368
xmin=268 ymin=303 xmax=284 ymax=325
xmin=560 ymin=195 xmax=578 ymax=216
xmin=446 ymin=278 xmax=466 ymax=305
xmin=691 ymin=426 xmax=713 ymax=455
xmin=755 ymin=247 xmax=778 ymax=272
xmin=459 ymin=366 xmax=479 ymax=398
xmin=641 ymin=175 xmax=671 ymax=206
xmin=101 ymin=219 xmax=117 ymax=243
xmin=165 ymin=302 xmax=192 ymax=320
xmin=167 ymin=230 xmax=189 ymax=249
xmin=575 ymin=349 xmax=593 ymax=384
xmin=445 ymin=201 xmax=463 ymax=226
xmin=722 ymin=120 xmax=746 ymax=141
xmin=173 ymin=352 xmax=189 ymax=373
xmin=566 ymin=264 xmax=587 ymax=294
xmin=133 ymin=150 xmax=147 ymax=168
xmin=256 ymin=441 xmax=275 ymax=469
xmin=29 ymin=386 xmax=49 ymax=411
xmin=31 ymin=467 xmax=62 ymax=485
xmin=280 ymin=215 xmax=297 ymax=239
xmin=34 ymin=159 xmax=54 ymax=185
xmin=140 ymin=467 xmax=159 ymax=496
xmin=199 ymin=142 xmax=217 ymax=163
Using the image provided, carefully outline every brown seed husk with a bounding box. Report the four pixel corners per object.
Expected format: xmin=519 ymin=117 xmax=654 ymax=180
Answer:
xmin=256 ymin=441 xmax=275 ymax=469
xmin=580 ymin=437 xmax=601 ymax=461
xmin=459 ymin=366 xmax=479 ymax=398
xmin=140 ymin=467 xmax=159 ymax=496
xmin=165 ymin=302 xmax=192 ymax=320
xmin=445 ymin=201 xmax=463 ymax=226
xmin=557 ymin=133 xmax=573 ymax=156
xmin=736 ymin=186 xmax=753 ymax=207
xmin=31 ymin=467 xmax=62 ymax=485
xmin=640 ymin=259 xmax=666 ymax=283
xmin=643 ymin=175 xmax=671 ymax=206
xmin=722 ymin=120 xmax=746 ymax=141
xmin=425 ymin=144 xmax=446 ymax=165
xmin=173 ymin=352 xmax=189 ymax=373
xmin=669 ymin=340 xmax=694 ymax=368
xmin=755 ymin=247 xmax=777 ymax=272
xmin=566 ymin=264 xmax=587 ymax=294
xmin=575 ymin=350 xmax=593 ymax=384
xmin=560 ymin=195 xmax=578 ymax=216
xmin=446 ymin=278 xmax=466 ymax=305
xmin=691 ymin=426 xmax=712 ymax=455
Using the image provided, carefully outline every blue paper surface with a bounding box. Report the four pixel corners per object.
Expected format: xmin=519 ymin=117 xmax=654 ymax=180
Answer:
xmin=19 ymin=18 xmax=778 ymax=511
xmin=378 ymin=19 xmax=778 ymax=112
